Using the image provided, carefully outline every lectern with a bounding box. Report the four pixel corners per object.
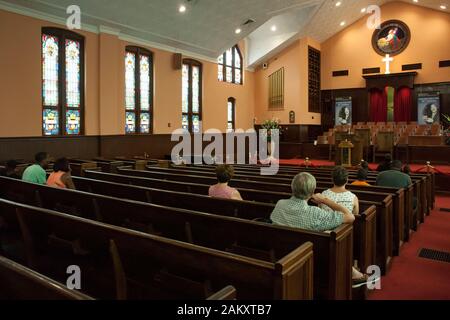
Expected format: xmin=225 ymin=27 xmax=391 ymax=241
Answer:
xmin=338 ymin=139 xmax=354 ymax=168
xmin=335 ymin=134 xmax=363 ymax=166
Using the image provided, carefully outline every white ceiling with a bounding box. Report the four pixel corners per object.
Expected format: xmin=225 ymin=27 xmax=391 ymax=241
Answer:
xmin=1 ymin=0 xmax=448 ymax=68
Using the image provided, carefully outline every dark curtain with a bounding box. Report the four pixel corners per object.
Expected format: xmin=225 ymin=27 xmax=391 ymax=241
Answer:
xmin=394 ymin=86 xmax=412 ymax=122
xmin=370 ymin=88 xmax=387 ymax=122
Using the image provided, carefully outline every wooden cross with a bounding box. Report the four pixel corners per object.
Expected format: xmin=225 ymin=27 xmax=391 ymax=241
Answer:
xmin=383 ymin=54 xmax=394 ymax=74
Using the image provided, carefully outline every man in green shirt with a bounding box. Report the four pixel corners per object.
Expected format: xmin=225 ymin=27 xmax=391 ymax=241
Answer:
xmin=376 ymin=160 xmax=412 ymax=188
xmin=22 ymin=152 xmax=50 ymax=185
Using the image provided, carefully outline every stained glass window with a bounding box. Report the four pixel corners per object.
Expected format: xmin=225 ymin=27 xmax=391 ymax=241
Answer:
xmin=42 ymin=28 xmax=84 ymax=136
xmin=227 ymin=98 xmax=236 ymax=132
xmin=182 ymin=59 xmax=202 ymax=133
xmin=125 ymin=52 xmax=136 ymax=110
xmin=43 ymin=109 xmax=59 ymax=136
xmin=66 ymin=109 xmax=81 ymax=135
xmin=125 ymin=112 xmax=136 ymax=134
xmin=125 ymin=47 xmax=153 ymax=134
xmin=140 ymin=113 xmax=150 ymax=134
xmin=65 ymin=39 xmax=80 ymax=108
xmin=42 ymin=35 xmax=59 ymax=107
xmin=217 ymin=45 xmax=243 ymax=85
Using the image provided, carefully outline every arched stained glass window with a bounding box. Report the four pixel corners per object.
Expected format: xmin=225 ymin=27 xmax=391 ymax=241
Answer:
xmin=182 ymin=59 xmax=202 ymax=133
xmin=42 ymin=27 xmax=84 ymax=136
xmin=218 ymin=45 xmax=243 ymax=85
xmin=125 ymin=46 xmax=154 ymax=134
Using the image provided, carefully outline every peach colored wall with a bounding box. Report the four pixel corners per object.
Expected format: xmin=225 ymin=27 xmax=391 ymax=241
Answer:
xmin=321 ymin=1 xmax=450 ymax=90
xmin=0 ymin=9 xmax=254 ymax=138
xmin=253 ymin=37 xmax=321 ymax=125
xmin=0 ymin=9 xmax=99 ymax=137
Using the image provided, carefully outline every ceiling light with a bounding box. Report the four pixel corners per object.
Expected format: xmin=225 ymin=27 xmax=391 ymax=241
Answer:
xmin=179 ymin=5 xmax=186 ymax=13
xmin=340 ymin=21 xmax=346 ymax=26
xmin=271 ymin=25 xmax=277 ymax=32
xmin=413 ymin=0 xmax=418 ymax=3
xmin=235 ymin=28 xmax=242 ymax=34
xmin=440 ymin=4 xmax=447 ymax=9
xmin=336 ymin=1 xmax=342 ymax=7
xmin=361 ymin=7 xmax=367 ymax=13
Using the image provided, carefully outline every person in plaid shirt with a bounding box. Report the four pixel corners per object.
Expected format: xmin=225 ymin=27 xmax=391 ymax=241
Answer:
xmin=270 ymin=172 xmax=354 ymax=231
xmin=271 ymin=172 xmax=374 ymax=288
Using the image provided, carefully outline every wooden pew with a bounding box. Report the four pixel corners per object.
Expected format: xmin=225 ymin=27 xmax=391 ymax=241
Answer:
xmin=141 ymin=165 xmax=405 ymax=249
xmin=112 ymin=168 xmax=393 ymax=273
xmin=0 ymin=255 xmax=94 ymax=300
xmin=0 ymin=198 xmax=314 ymax=300
xmin=156 ymin=164 xmax=417 ymax=241
xmin=80 ymin=170 xmax=384 ymax=273
xmin=68 ymin=159 xmax=100 ymax=177
xmin=73 ymin=175 xmax=375 ymax=274
xmin=0 ymin=177 xmax=354 ymax=300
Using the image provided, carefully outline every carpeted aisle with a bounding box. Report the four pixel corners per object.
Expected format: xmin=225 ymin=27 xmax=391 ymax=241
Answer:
xmin=368 ymin=195 xmax=450 ymax=300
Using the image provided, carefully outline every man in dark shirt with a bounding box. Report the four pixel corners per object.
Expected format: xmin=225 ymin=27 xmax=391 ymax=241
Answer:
xmin=376 ymin=154 xmax=393 ymax=172
xmin=0 ymin=160 xmax=21 ymax=179
xmin=376 ymin=160 xmax=412 ymax=188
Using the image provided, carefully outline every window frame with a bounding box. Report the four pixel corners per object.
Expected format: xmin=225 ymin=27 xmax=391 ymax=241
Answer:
xmin=125 ymin=46 xmax=154 ymax=135
xmin=218 ymin=45 xmax=243 ymax=85
xmin=42 ymin=27 xmax=85 ymax=136
xmin=227 ymin=97 xmax=236 ymax=132
xmin=182 ymin=58 xmax=203 ymax=133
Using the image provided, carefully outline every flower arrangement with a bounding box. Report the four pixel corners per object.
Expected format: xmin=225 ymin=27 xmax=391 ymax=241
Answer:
xmin=261 ymin=118 xmax=282 ymax=142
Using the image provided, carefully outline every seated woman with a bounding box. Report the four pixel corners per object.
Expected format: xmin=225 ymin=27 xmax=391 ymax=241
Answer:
xmin=47 ymin=158 xmax=75 ymax=189
xmin=321 ymin=166 xmax=359 ymax=215
xmin=208 ymin=164 xmax=242 ymax=200
xmin=270 ymin=173 xmax=370 ymax=286
xmin=351 ymin=168 xmax=371 ymax=186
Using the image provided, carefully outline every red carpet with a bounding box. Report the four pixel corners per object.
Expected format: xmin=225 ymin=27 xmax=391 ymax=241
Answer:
xmin=278 ymin=159 xmax=450 ymax=175
xmin=367 ymin=195 xmax=450 ymax=300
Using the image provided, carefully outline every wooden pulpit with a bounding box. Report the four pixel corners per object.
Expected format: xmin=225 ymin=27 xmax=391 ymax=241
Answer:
xmin=335 ymin=134 xmax=363 ymax=166
xmin=338 ymin=140 xmax=354 ymax=167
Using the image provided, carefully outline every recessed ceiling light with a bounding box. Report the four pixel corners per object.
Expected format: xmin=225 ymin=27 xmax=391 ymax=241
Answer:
xmin=361 ymin=7 xmax=367 ymax=13
xmin=413 ymin=0 xmax=418 ymax=3
xmin=179 ymin=5 xmax=186 ymax=13
xmin=440 ymin=4 xmax=447 ymax=9
xmin=336 ymin=1 xmax=342 ymax=7
xmin=235 ymin=28 xmax=242 ymax=34
xmin=340 ymin=21 xmax=346 ymax=26
xmin=271 ymin=25 xmax=277 ymax=32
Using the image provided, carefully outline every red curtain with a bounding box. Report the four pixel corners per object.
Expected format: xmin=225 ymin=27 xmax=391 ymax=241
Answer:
xmin=394 ymin=86 xmax=412 ymax=122
xmin=370 ymin=88 xmax=387 ymax=122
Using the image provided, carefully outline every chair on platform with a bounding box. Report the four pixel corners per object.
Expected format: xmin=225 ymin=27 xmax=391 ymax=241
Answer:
xmin=317 ymin=136 xmax=329 ymax=145
xmin=373 ymin=131 xmax=395 ymax=163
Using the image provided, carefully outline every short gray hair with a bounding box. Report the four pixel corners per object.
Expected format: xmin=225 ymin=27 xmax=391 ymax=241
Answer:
xmin=291 ymin=172 xmax=316 ymax=200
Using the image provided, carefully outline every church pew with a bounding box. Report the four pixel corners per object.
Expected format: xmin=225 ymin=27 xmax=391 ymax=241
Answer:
xmin=167 ymin=164 xmax=419 ymax=237
xmin=0 ymin=177 xmax=354 ymax=299
xmin=71 ymin=176 xmax=376 ymax=273
xmin=0 ymin=198 xmax=314 ymax=300
xmin=0 ymin=255 xmax=94 ymax=300
xmin=94 ymin=157 xmax=148 ymax=171
xmin=80 ymin=171 xmax=388 ymax=274
xmin=114 ymin=168 xmax=394 ymax=264
xmin=141 ymin=165 xmax=406 ymax=246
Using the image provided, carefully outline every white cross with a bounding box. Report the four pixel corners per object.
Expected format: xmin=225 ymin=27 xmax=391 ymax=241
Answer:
xmin=383 ymin=54 xmax=394 ymax=74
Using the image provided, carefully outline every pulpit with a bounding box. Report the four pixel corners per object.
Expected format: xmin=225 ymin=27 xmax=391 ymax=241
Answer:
xmin=338 ymin=140 xmax=354 ymax=168
xmin=335 ymin=134 xmax=363 ymax=166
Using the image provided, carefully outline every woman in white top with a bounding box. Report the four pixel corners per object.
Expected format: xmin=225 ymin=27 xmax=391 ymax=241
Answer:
xmin=320 ymin=166 xmax=369 ymax=286
xmin=320 ymin=166 xmax=359 ymax=215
